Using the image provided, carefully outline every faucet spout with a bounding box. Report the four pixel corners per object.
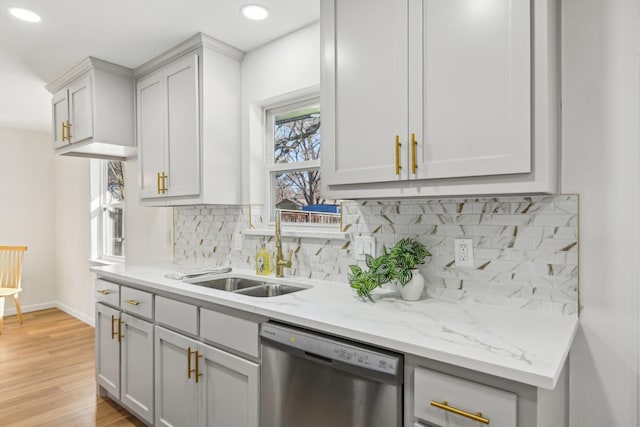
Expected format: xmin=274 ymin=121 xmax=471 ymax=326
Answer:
xmin=275 ymin=209 xmax=292 ymax=277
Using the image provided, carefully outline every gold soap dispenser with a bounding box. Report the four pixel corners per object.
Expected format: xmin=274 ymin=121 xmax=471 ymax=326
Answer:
xmin=256 ymin=240 xmax=271 ymax=275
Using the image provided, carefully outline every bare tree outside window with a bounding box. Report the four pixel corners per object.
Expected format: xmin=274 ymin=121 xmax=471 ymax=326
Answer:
xmin=268 ymin=99 xmax=339 ymax=224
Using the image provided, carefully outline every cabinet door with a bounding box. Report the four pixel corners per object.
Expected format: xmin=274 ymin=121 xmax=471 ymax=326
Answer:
xmin=95 ymin=303 xmax=120 ymax=397
xmin=155 ymin=326 xmax=198 ymax=427
xmin=164 ymin=54 xmax=200 ymax=198
xmin=198 ymin=342 xmax=259 ymax=427
xmin=52 ymin=89 xmax=69 ymax=149
xmin=322 ymin=0 xmax=409 ymax=185
xmin=410 ymin=0 xmax=531 ymax=179
xmin=67 ymin=73 xmax=94 ymax=144
xmin=120 ymin=314 xmax=154 ymax=425
xmin=137 ymin=70 xmax=167 ymax=199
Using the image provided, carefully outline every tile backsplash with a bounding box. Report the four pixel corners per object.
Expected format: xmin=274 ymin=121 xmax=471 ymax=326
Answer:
xmin=174 ymin=195 xmax=578 ymax=315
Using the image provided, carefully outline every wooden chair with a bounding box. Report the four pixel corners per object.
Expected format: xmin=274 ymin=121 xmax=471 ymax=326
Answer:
xmin=0 ymin=246 xmax=27 ymax=333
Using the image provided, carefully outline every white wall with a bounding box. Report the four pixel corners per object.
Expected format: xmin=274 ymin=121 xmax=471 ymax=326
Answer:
xmin=562 ymin=0 xmax=640 ymax=425
xmin=53 ymin=155 xmax=94 ymax=324
xmin=0 ymin=128 xmax=56 ymax=314
xmin=241 ymin=22 xmax=320 ymax=204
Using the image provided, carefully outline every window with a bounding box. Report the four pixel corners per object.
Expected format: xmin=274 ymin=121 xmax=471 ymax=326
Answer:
xmin=91 ymin=160 xmax=125 ymax=261
xmin=265 ymin=96 xmax=339 ymax=225
xmin=102 ymin=160 xmax=125 ymax=258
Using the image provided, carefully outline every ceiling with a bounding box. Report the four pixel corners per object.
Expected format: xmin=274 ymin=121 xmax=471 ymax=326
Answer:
xmin=0 ymin=0 xmax=319 ymax=132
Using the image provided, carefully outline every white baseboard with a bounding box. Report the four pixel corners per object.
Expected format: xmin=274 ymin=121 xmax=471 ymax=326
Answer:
xmin=55 ymin=302 xmax=95 ymax=327
xmin=3 ymin=301 xmax=95 ymax=328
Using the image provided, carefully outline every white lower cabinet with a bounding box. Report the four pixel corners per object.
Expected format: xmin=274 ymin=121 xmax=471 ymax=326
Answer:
xmin=95 ymin=303 xmax=154 ymax=424
xmin=154 ymin=326 xmax=259 ymax=427
xmin=414 ymin=367 xmax=516 ymax=427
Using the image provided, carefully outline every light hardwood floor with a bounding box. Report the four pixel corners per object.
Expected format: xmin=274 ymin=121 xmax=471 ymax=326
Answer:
xmin=0 ymin=308 xmax=146 ymax=427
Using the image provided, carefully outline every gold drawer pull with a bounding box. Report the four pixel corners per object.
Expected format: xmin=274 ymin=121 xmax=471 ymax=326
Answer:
xmin=394 ymin=135 xmax=402 ymax=175
xmin=125 ymin=299 xmax=140 ymax=306
xmin=430 ymin=400 xmax=489 ymax=424
xmin=97 ymin=289 xmax=111 ymax=295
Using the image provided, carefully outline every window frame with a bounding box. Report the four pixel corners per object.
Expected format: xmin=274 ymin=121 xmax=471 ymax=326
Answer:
xmin=263 ymin=95 xmax=338 ymax=229
xmin=96 ymin=159 xmax=125 ymax=263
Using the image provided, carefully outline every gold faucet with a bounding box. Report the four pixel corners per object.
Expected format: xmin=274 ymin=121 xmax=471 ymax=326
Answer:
xmin=275 ymin=209 xmax=293 ymax=277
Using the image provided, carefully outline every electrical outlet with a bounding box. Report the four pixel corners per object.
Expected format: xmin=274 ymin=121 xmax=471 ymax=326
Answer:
xmin=454 ymin=239 xmax=474 ymax=267
xmin=354 ymin=236 xmax=376 ymax=261
xmin=234 ymin=233 xmax=243 ymax=251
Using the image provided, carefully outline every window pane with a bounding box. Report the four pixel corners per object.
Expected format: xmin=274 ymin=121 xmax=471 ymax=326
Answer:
xmin=274 ymin=170 xmax=340 ymax=224
xmin=274 ymin=105 xmax=321 ymax=164
xmin=106 ymin=160 xmax=125 ymax=204
xmin=103 ymin=207 xmax=124 ymax=257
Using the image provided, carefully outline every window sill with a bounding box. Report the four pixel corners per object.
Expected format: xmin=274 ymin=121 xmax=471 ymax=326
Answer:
xmin=88 ymin=258 xmax=124 ymax=267
xmin=243 ymin=228 xmax=350 ymax=241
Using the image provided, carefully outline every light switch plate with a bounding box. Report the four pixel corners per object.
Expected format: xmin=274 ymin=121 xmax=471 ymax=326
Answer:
xmin=454 ymin=239 xmax=474 ymax=267
xmin=234 ymin=233 xmax=243 ymax=251
xmin=354 ymin=236 xmax=376 ymax=261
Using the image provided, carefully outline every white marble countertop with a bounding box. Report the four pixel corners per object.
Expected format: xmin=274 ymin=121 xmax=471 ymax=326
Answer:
xmin=91 ymin=263 xmax=578 ymax=390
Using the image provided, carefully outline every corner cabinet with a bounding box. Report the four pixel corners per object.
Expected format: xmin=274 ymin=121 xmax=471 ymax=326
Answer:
xmin=95 ymin=283 xmax=154 ymax=424
xmin=46 ymin=57 xmax=136 ymax=160
xmin=321 ymin=0 xmax=560 ymax=198
xmin=135 ymin=33 xmax=244 ymax=206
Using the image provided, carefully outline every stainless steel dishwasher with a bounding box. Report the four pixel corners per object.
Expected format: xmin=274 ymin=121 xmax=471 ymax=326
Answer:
xmin=260 ymin=322 xmax=403 ymax=427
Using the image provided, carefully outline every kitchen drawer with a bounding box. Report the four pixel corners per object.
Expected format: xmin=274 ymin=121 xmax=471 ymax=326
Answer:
xmin=155 ymin=295 xmax=198 ymax=336
xmin=95 ymin=279 xmax=120 ymax=307
xmin=200 ymin=308 xmax=260 ymax=358
xmin=414 ymin=367 xmax=517 ymax=427
xmin=120 ymin=287 xmax=153 ymax=320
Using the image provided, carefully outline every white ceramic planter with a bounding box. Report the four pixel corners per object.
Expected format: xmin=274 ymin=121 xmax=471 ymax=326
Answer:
xmin=398 ymin=269 xmax=425 ymax=301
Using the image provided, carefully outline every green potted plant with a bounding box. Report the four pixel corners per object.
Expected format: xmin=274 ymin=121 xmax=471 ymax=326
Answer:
xmin=348 ymin=238 xmax=431 ymax=302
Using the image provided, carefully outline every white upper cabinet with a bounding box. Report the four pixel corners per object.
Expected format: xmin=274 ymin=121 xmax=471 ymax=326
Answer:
xmin=46 ymin=57 xmax=136 ymax=160
xmin=138 ymin=54 xmax=200 ymax=200
xmin=321 ymin=0 xmax=559 ymax=198
xmin=135 ymin=33 xmax=244 ymax=206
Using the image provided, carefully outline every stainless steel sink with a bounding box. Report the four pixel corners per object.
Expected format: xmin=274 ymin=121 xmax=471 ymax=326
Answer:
xmin=234 ymin=283 xmax=305 ymax=297
xmin=187 ymin=276 xmax=307 ymax=297
xmin=187 ymin=277 xmax=266 ymax=291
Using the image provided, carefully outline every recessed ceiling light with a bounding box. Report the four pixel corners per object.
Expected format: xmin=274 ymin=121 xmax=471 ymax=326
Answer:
xmin=8 ymin=7 xmax=41 ymax=23
xmin=240 ymin=4 xmax=269 ymax=21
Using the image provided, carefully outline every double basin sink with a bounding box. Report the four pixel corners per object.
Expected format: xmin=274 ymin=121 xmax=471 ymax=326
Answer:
xmin=185 ymin=276 xmax=307 ymax=298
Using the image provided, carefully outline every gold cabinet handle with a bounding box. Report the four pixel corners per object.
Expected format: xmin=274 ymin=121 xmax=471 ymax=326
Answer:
xmin=157 ymin=172 xmax=162 ymax=194
xmin=111 ymin=315 xmax=117 ymax=340
xmin=187 ymin=346 xmax=197 ymax=379
xmin=195 ymin=351 xmax=203 ymax=383
xmin=97 ymin=289 xmax=111 ymax=295
xmin=161 ymin=172 xmax=168 ymax=194
xmin=411 ymin=132 xmax=417 ymax=174
xmin=61 ymin=122 xmax=66 ymax=142
xmin=395 ymin=135 xmax=402 ymax=175
xmin=62 ymin=120 xmax=72 ymax=141
xmin=430 ymin=400 xmax=489 ymax=424
xmin=125 ymin=299 xmax=140 ymax=306
xmin=118 ymin=319 xmax=124 ymax=342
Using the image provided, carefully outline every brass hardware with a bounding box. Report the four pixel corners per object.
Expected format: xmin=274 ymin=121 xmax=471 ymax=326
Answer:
xmin=187 ymin=347 xmax=197 ymax=379
xmin=97 ymin=289 xmax=111 ymax=295
xmin=62 ymin=120 xmax=72 ymax=141
xmin=339 ymin=201 xmax=344 ymax=233
xmin=395 ymin=135 xmax=401 ymax=175
xmin=111 ymin=315 xmax=116 ymax=340
xmin=125 ymin=299 xmax=140 ymax=306
xmin=274 ymin=209 xmax=293 ymax=278
xmin=411 ymin=133 xmax=417 ymax=174
xmin=195 ymin=351 xmax=203 ymax=383
xmin=157 ymin=171 xmax=168 ymax=194
xmin=430 ymin=400 xmax=489 ymax=424
xmin=61 ymin=122 xmax=66 ymax=142
xmin=118 ymin=319 xmax=124 ymax=342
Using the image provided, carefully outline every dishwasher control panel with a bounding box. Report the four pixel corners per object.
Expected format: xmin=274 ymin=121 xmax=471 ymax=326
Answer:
xmin=261 ymin=322 xmax=400 ymax=375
